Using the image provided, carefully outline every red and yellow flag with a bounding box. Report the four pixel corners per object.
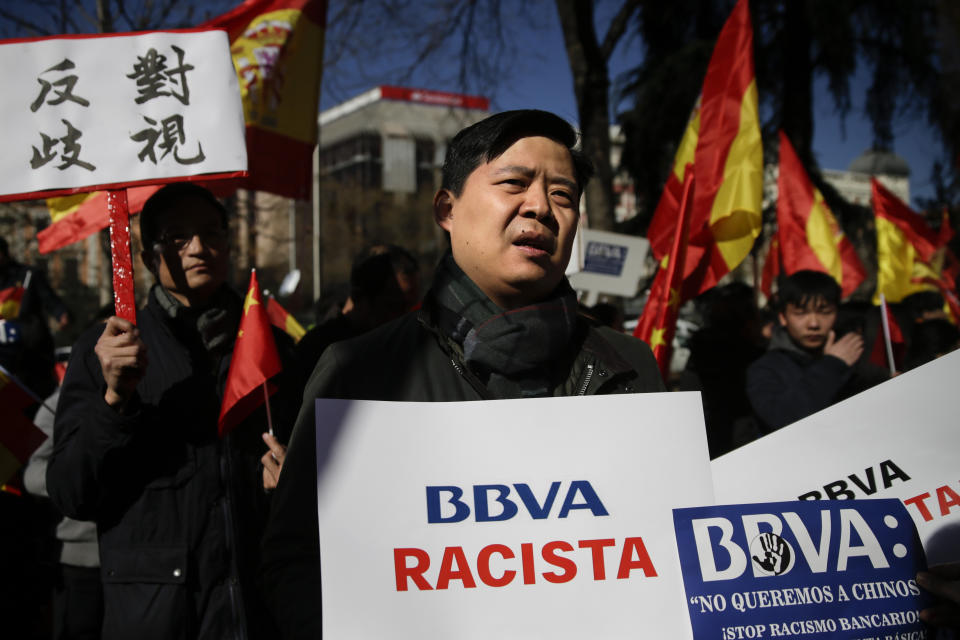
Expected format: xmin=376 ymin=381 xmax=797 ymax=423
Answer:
xmin=0 ymin=285 xmax=24 ymax=320
xmin=634 ymin=169 xmax=695 ymax=378
xmin=38 ymin=186 xmax=161 ymax=254
xmin=0 ymin=368 xmax=47 ymax=486
xmin=646 ymin=0 xmax=762 ymax=300
xmin=776 ymin=131 xmax=866 ymax=298
xmin=267 ymin=296 xmax=306 ymax=342
xmin=872 ymin=178 xmax=941 ymax=304
xmin=219 ymin=269 xmax=283 ymax=437
xmin=759 ymin=233 xmax=780 ymax=298
xmin=205 ymin=0 xmax=328 ymax=200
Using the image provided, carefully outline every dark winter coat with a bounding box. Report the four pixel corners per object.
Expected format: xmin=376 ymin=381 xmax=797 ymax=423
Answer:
xmin=746 ymin=327 xmax=881 ymax=432
xmin=260 ymin=295 xmax=664 ymax=639
xmin=47 ymin=288 xmax=296 ymax=640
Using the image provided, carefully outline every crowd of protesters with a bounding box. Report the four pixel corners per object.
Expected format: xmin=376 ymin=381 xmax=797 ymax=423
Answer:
xmin=2 ymin=110 xmax=958 ymax=638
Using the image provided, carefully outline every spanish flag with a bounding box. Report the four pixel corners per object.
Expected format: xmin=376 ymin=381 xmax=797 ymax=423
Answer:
xmin=0 ymin=285 xmax=24 ymax=320
xmin=776 ymin=131 xmax=866 ymax=298
xmin=634 ymin=169 xmax=695 ymax=378
xmin=205 ymin=0 xmax=327 ymax=200
xmin=646 ymin=0 xmax=762 ymax=300
xmin=38 ymin=186 xmax=160 ymax=254
xmin=872 ymin=178 xmax=941 ymax=304
xmin=0 ymin=367 xmax=47 ymax=486
xmin=759 ymin=233 xmax=780 ymax=299
xmin=266 ymin=295 xmax=306 ymax=342
xmin=219 ymin=270 xmax=283 ymax=437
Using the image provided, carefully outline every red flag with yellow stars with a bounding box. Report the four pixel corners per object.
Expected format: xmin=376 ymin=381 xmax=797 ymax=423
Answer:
xmin=218 ymin=269 xmax=282 ymax=437
xmin=0 ymin=366 xmax=47 ymax=486
xmin=777 ymin=131 xmax=866 ymax=298
xmin=634 ymin=169 xmax=695 ymax=378
xmin=645 ymin=0 xmax=762 ymax=300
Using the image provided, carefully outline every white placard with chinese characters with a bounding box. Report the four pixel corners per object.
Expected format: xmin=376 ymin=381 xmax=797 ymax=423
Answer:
xmin=712 ymin=349 xmax=960 ymax=565
xmin=0 ymin=29 xmax=246 ymax=200
xmin=315 ymin=393 xmax=714 ymax=639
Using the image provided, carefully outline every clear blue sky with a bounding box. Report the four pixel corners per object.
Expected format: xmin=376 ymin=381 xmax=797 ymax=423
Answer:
xmin=319 ymin=3 xmax=943 ymax=209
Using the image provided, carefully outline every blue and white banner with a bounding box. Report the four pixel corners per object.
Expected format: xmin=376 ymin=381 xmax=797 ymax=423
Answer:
xmin=673 ymin=499 xmax=931 ymax=640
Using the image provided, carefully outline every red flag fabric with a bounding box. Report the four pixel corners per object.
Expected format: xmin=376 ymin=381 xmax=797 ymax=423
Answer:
xmin=204 ymin=0 xmax=328 ymax=200
xmin=759 ymin=233 xmax=780 ymax=299
xmin=266 ymin=296 xmax=306 ymax=342
xmin=646 ymin=0 xmax=762 ymax=301
xmin=0 ymin=285 xmax=24 ymax=320
xmin=38 ymin=186 xmax=161 ymax=255
xmin=873 ymin=178 xmax=942 ymax=303
xmin=218 ymin=270 xmax=283 ymax=437
xmin=869 ymin=299 xmax=905 ymax=372
xmin=776 ymin=131 xmax=866 ymax=298
xmin=634 ymin=169 xmax=696 ymax=378
xmin=0 ymin=369 xmax=47 ymax=485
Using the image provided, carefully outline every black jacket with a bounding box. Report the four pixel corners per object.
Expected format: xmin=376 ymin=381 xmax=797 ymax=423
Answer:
xmin=261 ymin=297 xmax=664 ymax=638
xmin=48 ymin=288 xmax=296 ymax=640
xmin=745 ymin=327 xmax=882 ymax=432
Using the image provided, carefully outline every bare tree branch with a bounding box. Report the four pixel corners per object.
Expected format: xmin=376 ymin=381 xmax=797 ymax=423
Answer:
xmin=600 ymin=0 xmax=640 ymax=61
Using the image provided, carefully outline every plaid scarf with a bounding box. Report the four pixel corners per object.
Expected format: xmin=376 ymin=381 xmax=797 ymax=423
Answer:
xmin=430 ymin=254 xmax=578 ymax=399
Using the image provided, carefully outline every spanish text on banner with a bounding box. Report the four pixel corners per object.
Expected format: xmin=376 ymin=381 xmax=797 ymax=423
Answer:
xmin=314 ymin=393 xmax=714 ymax=639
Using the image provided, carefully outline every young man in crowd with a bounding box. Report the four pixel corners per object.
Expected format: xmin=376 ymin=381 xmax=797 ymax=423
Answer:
xmin=261 ymin=109 xmax=665 ymax=637
xmin=47 ymin=183 xmax=296 ymax=639
xmin=746 ymin=269 xmax=874 ymax=432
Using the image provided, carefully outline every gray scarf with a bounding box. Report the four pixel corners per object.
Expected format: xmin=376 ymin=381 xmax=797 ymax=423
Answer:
xmin=152 ymin=284 xmax=240 ymax=360
xmin=430 ymin=254 xmax=578 ymax=399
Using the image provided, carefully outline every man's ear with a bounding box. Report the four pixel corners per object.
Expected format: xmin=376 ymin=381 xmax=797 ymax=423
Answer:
xmin=141 ymin=249 xmax=158 ymax=276
xmin=433 ymin=189 xmax=454 ymax=232
xmin=777 ymin=311 xmax=787 ymax=327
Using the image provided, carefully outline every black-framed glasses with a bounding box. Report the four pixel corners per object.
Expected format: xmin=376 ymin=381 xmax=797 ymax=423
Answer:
xmin=157 ymin=228 xmax=229 ymax=252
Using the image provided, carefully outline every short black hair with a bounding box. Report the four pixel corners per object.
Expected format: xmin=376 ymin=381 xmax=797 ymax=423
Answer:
xmin=140 ymin=183 xmax=228 ymax=251
xmin=350 ymin=244 xmax=418 ymax=300
xmin=441 ymin=110 xmax=594 ymax=197
xmin=778 ymin=270 xmax=841 ymax=312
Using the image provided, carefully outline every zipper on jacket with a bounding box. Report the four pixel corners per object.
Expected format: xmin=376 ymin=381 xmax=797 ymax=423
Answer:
xmin=577 ymin=363 xmax=595 ymax=396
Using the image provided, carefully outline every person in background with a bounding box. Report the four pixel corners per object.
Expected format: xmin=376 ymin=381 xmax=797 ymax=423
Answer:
xmin=746 ymin=270 xmax=880 ymax=432
xmin=0 ymin=236 xmax=70 ymax=401
xmin=47 ymin=183 xmax=296 ymax=640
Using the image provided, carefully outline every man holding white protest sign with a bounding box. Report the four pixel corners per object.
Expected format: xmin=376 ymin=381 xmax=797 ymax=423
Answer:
xmin=262 ymin=110 xmax=667 ymax=638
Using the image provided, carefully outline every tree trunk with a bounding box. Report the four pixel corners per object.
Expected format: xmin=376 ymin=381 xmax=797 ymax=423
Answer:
xmin=780 ymin=1 xmax=814 ymax=168
xmin=555 ymin=0 xmax=616 ymax=231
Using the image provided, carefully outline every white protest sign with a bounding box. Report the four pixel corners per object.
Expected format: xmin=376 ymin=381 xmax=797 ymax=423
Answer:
xmin=713 ymin=349 xmax=960 ymax=565
xmin=567 ymin=228 xmax=651 ymax=298
xmin=315 ymin=393 xmax=714 ymax=639
xmin=0 ymin=29 xmax=246 ymax=200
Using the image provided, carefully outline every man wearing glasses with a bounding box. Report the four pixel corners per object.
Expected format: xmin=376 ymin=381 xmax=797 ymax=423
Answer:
xmin=48 ymin=183 xmax=296 ymax=640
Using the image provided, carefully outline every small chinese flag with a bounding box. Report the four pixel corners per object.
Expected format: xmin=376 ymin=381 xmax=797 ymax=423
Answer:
xmin=634 ymin=168 xmax=695 ymax=379
xmin=218 ymin=269 xmax=282 ymax=437
xmin=0 ymin=367 xmax=47 ymax=486
xmin=266 ymin=296 xmax=306 ymax=343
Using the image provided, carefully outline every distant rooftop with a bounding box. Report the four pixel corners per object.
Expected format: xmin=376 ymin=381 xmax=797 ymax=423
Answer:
xmin=848 ymin=148 xmax=910 ymax=177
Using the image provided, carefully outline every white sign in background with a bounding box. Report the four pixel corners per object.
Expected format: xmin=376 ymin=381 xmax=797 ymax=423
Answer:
xmin=566 ymin=228 xmax=651 ymax=298
xmin=315 ymin=394 xmax=714 ymax=640
xmin=0 ymin=30 xmax=246 ymax=199
xmin=713 ymin=349 xmax=960 ymax=565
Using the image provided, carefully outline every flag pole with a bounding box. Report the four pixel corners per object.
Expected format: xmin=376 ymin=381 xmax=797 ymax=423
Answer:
xmin=879 ymin=293 xmax=896 ymax=376
xmin=107 ymin=189 xmax=136 ymax=324
xmin=262 ymin=381 xmax=274 ymax=437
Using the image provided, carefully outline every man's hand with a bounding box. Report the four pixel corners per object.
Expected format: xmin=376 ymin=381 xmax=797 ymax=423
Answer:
xmin=262 ymin=432 xmax=287 ymax=491
xmin=918 ymin=563 xmax=960 ymax=628
xmin=95 ymin=316 xmax=148 ymax=409
xmin=823 ymin=330 xmax=864 ymax=366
